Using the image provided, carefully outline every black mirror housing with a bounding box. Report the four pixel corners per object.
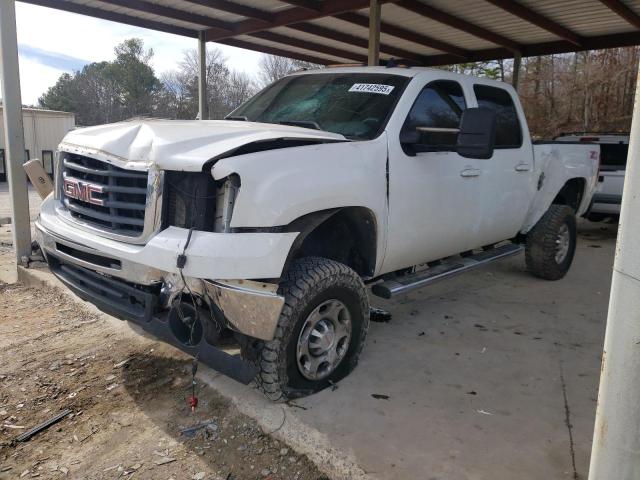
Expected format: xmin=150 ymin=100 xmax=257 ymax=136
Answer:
xmin=456 ymin=107 xmax=496 ymax=159
xmin=399 ymin=129 xmax=420 ymax=145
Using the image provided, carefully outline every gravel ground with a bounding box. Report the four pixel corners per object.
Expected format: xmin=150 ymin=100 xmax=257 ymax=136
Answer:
xmin=0 ymin=282 xmax=327 ymax=480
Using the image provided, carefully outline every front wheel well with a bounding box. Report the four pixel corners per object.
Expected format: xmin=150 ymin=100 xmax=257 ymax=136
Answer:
xmin=553 ymin=178 xmax=586 ymax=212
xmin=284 ymin=207 xmax=377 ymax=278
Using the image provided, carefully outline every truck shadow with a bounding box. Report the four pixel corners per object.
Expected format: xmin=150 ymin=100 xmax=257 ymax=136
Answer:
xmin=577 ymin=220 xmax=618 ymax=242
xmin=120 ymin=352 xmax=325 ymax=479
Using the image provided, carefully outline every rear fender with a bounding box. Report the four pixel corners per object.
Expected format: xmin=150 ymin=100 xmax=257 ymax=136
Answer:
xmin=522 ymin=145 xmax=598 ymax=233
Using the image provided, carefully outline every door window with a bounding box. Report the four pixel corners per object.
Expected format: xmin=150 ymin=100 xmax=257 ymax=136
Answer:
xmin=402 ymin=81 xmax=466 ymax=150
xmin=473 ymin=85 xmax=522 ymax=148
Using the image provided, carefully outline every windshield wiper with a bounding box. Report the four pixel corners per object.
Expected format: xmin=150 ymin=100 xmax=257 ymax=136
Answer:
xmin=225 ymin=115 xmax=248 ymax=121
xmin=278 ymin=120 xmax=321 ymax=130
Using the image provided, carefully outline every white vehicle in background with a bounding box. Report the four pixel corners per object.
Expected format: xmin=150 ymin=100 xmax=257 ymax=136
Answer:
xmin=555 ymin=133 xmax=629 ymax=221
xmin=35 ymin=67 xmax=599 ymax=399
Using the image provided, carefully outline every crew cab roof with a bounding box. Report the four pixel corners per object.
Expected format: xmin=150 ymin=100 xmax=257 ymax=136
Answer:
xmin=287 ymin=65 xmax=517 ymax=91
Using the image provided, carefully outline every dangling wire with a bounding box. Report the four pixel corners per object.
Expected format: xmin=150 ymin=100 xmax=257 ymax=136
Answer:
xmin=175 ymin=226 xmax=200 ymax=346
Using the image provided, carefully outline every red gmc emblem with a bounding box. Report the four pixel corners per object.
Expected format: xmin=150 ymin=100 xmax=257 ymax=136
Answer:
xmin=63 ymin=177 xmax=105 ymax=206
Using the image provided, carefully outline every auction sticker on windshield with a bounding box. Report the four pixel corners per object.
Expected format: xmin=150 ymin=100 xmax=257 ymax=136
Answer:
xmin=348 ymin=83 xmax=395 ymax=95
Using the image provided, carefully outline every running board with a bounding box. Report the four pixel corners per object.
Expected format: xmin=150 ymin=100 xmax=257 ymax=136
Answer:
xmin=371 ymin=243 xmax=524 ymax=299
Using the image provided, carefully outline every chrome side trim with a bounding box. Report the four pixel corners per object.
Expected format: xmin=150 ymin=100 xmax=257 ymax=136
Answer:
xmin=203 ymin=279 xmax=284 ymax=341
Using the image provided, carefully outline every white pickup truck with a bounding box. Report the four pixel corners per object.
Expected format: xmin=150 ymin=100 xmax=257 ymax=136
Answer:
xmin=35 ymin=66 xmax=598 ymax=399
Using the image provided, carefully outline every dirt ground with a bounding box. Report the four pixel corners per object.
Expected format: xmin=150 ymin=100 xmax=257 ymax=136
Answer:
xmin=0 ymin=281 xmax=326 ymax=480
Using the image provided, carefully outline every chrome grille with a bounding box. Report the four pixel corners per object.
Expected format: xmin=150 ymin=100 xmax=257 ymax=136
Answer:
xmin=61 ymin=154 xmax=148 ymax=237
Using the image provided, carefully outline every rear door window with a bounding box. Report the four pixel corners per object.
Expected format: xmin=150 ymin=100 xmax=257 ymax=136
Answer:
xmin=473 ymin=85 xmax=522 ymax=148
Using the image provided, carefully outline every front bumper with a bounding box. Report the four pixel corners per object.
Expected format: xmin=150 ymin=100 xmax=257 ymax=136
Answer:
xmin=38 ymin=195 xmax=299 ymax=283
xmin=36 ymin=218 xmax=290 ymax=341
xmin=36 ymin=196 xmax=298 ymax=339
xmin=45 ymin=256 xmax=258 ymax=383
xmin=35 ymin=196 xmax=298 ymax=383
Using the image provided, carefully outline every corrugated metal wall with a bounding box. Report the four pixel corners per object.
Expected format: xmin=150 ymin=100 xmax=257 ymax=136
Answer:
xmin=0 ymin=108 xmax=75 ymax=181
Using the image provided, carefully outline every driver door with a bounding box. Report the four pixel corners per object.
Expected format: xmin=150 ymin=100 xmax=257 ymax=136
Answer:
xmin=382 ymin=80 xmax=481 ymax=274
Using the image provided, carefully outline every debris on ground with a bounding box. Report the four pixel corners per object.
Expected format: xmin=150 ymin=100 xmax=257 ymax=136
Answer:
xmin=369 ymin=307 xmax=392 ymax=323
xmin=180 ymin=419 xmax=219 ymax=439
xmin=371 ymin=394 xmax=390 ymax=400
xmin=476 ymin=409 xmax=494 ymax=416
xmin=0 ymin=282 xmax=325 ymax=479
xmin=15 ymin=409 xmax=72 ymax=442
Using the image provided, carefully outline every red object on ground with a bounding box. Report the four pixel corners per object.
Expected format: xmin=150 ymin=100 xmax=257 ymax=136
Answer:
xmin=188 ymin=395 xmax=198 ymax=413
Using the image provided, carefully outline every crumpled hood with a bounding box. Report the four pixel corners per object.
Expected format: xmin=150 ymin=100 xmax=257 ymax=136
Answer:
xmin=59 ymin=119 xmax=346 ymax=171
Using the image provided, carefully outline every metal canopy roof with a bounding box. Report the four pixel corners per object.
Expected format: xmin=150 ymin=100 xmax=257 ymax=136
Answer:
xmin=18 ymin=0 xmax=640 ymax=65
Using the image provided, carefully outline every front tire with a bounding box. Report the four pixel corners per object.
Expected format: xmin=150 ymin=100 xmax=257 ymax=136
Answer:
xmin=525 ymin=204 xmax=577 ymax=280
xmin=248 ymin=257 xmax=370 ymax=401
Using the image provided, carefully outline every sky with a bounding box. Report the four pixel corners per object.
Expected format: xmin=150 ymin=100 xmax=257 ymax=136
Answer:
xmin=14 ymin=2 xmax=264 ymax=105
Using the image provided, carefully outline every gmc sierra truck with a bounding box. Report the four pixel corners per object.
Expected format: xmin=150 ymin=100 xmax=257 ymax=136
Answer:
xmin=35 ymin=67 xmax=599 ymax=400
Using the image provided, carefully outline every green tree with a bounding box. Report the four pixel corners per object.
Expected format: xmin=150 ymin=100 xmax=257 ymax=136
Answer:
xmin=37 ymin=73 xmax=76 ymax=113
xmin=39 ymin=38 xmax=256 ymax=123
xmin=111 ymin=38 xmax=160 ymax=118
xmin=39 ymin=38 xmax=160 ymax=125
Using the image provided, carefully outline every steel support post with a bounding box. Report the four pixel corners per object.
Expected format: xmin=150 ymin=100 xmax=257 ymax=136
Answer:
xmin=0 ymin=0 xmax=31 ymax=266
xmin=368 ymin=0 xmax=381 ymax=66
xmin=588 ymin=62 xmax=640 ymax=480
xmin=512 ymin=53 xmax=522 ymax=91
xmin=198 ymin=30 xmax=208 ymax=120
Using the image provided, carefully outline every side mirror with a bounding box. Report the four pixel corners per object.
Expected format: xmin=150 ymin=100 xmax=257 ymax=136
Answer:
xmin=456 ymin=107 xmax=496 ymax=159
xmin=399 ymin=129 xmax=420 ymax=145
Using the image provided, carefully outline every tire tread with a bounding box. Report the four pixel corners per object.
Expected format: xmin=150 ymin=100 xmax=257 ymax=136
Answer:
xmin=525 ymin=204 xmax=576 ymax=280
xmin=250 ymin=256 xmax=370 ymax=401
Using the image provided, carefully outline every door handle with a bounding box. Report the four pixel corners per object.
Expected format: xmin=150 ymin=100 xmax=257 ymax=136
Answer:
xmin=460 ymin=168 xmax=480 ymax=177
xmin=515 ymin=163 xmax=531 ymax=172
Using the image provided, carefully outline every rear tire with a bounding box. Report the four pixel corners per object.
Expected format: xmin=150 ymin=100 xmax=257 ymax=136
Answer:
xmin=525 ymin=205 xmax=576 ymax=280
xmin=247 ymin=257 xmax=370 ymax=401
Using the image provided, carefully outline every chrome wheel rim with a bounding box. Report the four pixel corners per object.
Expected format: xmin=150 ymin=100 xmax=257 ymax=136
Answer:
xmin=296 ymin=299 xmax=352 ymax=381
xmin=555 ymin=224 xmax=571 ymax=264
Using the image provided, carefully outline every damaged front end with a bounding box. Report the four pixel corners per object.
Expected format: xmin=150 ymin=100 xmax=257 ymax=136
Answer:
xmin=44 ymin=253 xmax=281 ymax=384
xmin=36 ymin=147 xmax=298 ymax=385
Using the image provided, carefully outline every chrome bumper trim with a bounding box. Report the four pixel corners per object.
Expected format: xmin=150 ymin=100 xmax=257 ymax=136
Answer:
xmin=203 ymin=280 xmax=284 ymax=341
xmin=35 ymin=221 xmax=164 ymax=285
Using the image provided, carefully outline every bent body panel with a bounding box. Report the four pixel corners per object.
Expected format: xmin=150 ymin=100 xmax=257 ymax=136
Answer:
xmin=213 ymin=135 xmax=390 ymax=276
xmin=38 ymin=195 xmax=299 ymax=281
xmin=523 ymin=143 xmax=599 ymax=233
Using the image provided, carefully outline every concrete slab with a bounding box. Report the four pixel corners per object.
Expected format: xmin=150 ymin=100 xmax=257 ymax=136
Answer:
xmin=4 ymin=220 xmax=617 ymax=480
xmin=284 ymin=221 xmax=615 ymax=480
